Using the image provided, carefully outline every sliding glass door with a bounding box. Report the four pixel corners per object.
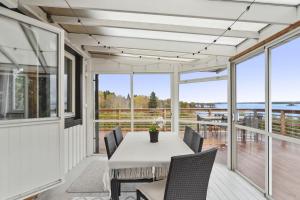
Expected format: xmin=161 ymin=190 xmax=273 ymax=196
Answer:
xmin=270 ymin=36 xmax=300 ymax=200
xmin=234 ymin=53 xmax=265 ymax=190
xmin=232 ymin=34 xmax=300 ymax=199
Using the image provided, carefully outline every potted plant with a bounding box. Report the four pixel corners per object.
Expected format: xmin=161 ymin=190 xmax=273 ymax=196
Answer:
xmin=149 ymin=124 xmax=159 ymax=143
xmin=148 ymin=117 xmax=165 ymax=143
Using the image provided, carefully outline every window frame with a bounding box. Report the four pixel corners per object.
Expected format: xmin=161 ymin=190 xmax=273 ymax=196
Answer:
xmin=64 ymin=51 xmax=76 ymax=117
xmin=231 ymin=28 xmax=300 ymax=198
xmin=0 ymin=7 xmax=63 ymax=125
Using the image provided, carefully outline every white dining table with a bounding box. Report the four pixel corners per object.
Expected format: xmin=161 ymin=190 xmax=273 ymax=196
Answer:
xmin=105 ymin=131 xmax=194 ymax=200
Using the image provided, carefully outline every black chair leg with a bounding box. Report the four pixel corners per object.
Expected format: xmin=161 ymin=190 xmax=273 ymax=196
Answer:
xmin=137 ymin=190 xmax=141 ymax=200
xmin=137 ymin=190 xmax=148 ymax=200
xmin=118 ymin=182 xmax=121 ymax=196
xmin=111 ymin=179 xmax=119 ymax=200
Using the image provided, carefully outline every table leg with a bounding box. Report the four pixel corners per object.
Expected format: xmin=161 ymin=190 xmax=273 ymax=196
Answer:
xmin=204 ymin=124 xmax=207 ymax=139
xmin=111 ymin=178 xmax=119 ymax=200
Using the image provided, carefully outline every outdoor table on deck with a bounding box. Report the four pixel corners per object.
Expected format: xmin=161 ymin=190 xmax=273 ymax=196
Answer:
xmin=107 ymin=132 xmax=194 ymax=200
xmin=197 ymin=115 xmax=225 ymax=138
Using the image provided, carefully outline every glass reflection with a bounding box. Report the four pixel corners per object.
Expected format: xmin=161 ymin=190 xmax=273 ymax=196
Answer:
xmin=0 ymin=15 xmax=58 ymax=120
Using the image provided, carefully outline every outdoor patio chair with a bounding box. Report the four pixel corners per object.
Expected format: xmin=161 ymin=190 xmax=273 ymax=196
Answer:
xmin=136 ymin=148 xmax=217 ymax=200
xmin=113 ymin=126 xmax=124 ymax=146
xmin=190 ymin=131 xmax=204 ymax=153
xmin=104 ymin=131 xmax=117 ymax=159
xmin=183 ymin=126 xmax=193 ymax=147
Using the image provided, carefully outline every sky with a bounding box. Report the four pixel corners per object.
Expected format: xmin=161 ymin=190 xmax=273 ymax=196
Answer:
xmin=98 ymin=74 xmax=171 ymax=100
xmin=98 ymin=37 xmax=300 ymax=103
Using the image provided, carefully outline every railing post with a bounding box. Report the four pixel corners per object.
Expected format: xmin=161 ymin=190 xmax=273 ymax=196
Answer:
xmin=118 ymin=108 xmax=121 ymax=126
xmin=280 ymin=111 xmax=286 ymax=135
xmin=280 ymin=111 xmax=286 ymax=147
xmin=163 ymin=108 xmax=167 ymax=131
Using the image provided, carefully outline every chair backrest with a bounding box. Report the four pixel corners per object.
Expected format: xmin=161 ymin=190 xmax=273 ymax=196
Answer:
xmin=113 ymin=126 xmax=123 ymax=146
xmin=104 ymin=131 xmax=117 ymax=159
xmin=190 ymin=131 xmax=204 ymax=153
xmin=183 ymin=126 xmax=193 ymax=147
xmin=164 ymin=148 xmax=218 ymax=200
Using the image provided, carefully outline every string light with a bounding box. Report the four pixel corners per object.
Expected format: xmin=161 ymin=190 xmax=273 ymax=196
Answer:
xmin=177 ymin=0 xmax=256 ymax=59
xmin=63 ymin=0 xmax=256 ymax=62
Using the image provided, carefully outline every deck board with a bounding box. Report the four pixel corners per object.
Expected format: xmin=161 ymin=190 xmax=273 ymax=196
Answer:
xmin=208 ymin=163 xmax=266 ymax=200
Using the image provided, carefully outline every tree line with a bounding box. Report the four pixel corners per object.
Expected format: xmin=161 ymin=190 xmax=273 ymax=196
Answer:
xmin=99 ymin=90 xmax=171 ymax=109
xmin=99 ymin=90 xmax=214 ymax=109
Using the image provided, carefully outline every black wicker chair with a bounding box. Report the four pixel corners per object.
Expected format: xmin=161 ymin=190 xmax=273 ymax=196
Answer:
xmin=190 ymin=131 xmax=204 ymax=153
xmin=183 ymin=126 xmax=193 ymax=147
xmin=113 ymin=126 xmax=123 ymax=146
xmin=136 ymin=148 xmax=217 ymax=200
xmin=104 ymin=131 xmax=117 ymax=159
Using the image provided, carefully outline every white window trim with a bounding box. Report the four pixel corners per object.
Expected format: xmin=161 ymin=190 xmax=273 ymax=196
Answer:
xmin=64 ymin=51 xmax=76 ymax=117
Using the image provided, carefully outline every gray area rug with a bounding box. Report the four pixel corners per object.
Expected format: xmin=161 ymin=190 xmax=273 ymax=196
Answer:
xmin=67 ymin=160 xmax=137 ymax=193
xmin=71 ymin=194 xmax=136 ymax=200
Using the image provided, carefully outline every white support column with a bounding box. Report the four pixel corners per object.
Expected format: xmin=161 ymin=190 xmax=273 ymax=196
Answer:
xmin=230 ymin=62 xmax=237 ymax=171
xmin=130 ymin=73 xmax=134 ymax=132
xmin=85 ymin=59 xmax=94 ymax=156
xmin=297 ymin=5 xmax=300 ymax=21
xmin=227 ymin=62 xmax=232 ymax=170
xmin=265 ymin=47 xmax=272 ymax=197
xmin=172 ymin=65 xmax=179 ymax=134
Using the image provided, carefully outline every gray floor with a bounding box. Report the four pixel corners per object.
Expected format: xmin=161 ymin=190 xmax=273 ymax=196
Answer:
xmin=37 ymin=155 xmax=135 ymax=200
xmin=38 ymin=155 xmax=266 ymax=200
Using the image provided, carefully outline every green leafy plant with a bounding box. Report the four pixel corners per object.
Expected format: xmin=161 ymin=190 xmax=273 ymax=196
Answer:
xmin=149 ymin=124 xmax=159 ymax=133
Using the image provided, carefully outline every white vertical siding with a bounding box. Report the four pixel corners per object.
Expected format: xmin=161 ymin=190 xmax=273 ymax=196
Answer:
xmin=63 ymin=124 xmax=87 ymax=174
xmin=0 ymin=121 xmax=62 ymax=200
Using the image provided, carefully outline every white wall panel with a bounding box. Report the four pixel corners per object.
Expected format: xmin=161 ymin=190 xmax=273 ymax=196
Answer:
xmin=0 ymin=121 xmax=62 ymax=200
xmin=63 ymin=124 xmax=87 ymax=173
xmin=68 ymin=129 xmax=72 ymax=171
xmin=0 ymin=129 xmax=9 ymax=198
xmin=64 ymin=129 xmax=68 ymax=174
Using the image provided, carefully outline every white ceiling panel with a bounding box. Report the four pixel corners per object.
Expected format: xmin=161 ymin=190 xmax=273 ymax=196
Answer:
xmin=84 ymin=10 xmax=267 ymax=32
xmin=92 ymin=27 xmax=245 ymax=45
xmin=229 ymin=0 xmax=300 ymax=6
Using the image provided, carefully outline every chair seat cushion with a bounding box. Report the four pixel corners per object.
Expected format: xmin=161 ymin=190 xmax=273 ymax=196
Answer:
xmin=136 ymin=180 xmax=166 ymax=200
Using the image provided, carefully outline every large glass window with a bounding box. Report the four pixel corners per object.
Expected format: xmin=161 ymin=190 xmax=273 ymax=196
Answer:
xmin=0 ymin=15 xmax=58 ymax=120
xmin=235 ymin=53 xmax=265 ymax=190
xmin=96 ymin=74 xmax=131 ymax=154
xmin=179 ymin=75 xmax=228 ymax=165
xmin=94 ymin=73 xmax=172 ymax=153
xmin=236 ymin=53 xmax=265 ymax=130
xmin=270 ymin=36 xmax=300 ymax=199
xmin=133 ymin=74 xmax=171 ymax=131
xmin=233 ymin=35 xmax=300 ymax=196
xmin=271 ymin=37 xmax=300 ymax=139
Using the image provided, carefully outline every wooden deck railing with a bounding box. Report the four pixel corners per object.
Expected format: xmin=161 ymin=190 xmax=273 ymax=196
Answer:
xmin=96 ymin=108 xmax=300 ymax=138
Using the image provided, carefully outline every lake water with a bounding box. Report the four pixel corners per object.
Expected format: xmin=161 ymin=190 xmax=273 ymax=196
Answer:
xmin=214 ymin=103 xmax=300 ymax=110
